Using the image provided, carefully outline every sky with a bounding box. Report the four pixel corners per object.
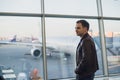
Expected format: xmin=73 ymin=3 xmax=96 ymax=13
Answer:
xmin=0 ymin=0 xmax=120 ymax=39
xmin=0 ymin=16 xmax=41 ymax=38
xmin=0 ymin=16 xmax=100 ymax=38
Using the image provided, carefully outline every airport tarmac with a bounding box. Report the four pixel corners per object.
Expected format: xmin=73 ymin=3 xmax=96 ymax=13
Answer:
xmin=0 ymin=44 xmax=120 ymax=80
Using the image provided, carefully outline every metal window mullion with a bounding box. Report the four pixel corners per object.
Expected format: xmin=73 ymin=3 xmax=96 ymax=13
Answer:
xmin=41 ymin=0 xmax=48 ymax=80
xmin=98 ymin=19 xmax=108 ymax=76
xmin=96 ymin=0 xmax=108 ymax=76
xmin=0 ymin=12 xmax=120 ymax=20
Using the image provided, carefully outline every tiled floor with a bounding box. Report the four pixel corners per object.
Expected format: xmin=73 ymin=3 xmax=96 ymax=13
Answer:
xmin=95 ymin=76 xmax=120 ymax=80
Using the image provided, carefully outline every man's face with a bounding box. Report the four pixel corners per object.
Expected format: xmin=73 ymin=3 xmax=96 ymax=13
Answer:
xmin=75 ymin=23 xmax=86 ymax=37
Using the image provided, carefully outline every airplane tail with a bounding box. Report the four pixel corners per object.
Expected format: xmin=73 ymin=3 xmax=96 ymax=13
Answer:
xmin=10 ymin=35 xmax=17 ymax=42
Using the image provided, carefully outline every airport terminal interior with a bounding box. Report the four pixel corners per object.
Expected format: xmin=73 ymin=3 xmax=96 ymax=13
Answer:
xmin=0 ymin=0 xmax=120 ymax=80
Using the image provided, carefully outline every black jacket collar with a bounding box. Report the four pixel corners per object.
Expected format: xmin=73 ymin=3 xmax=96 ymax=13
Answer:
xmin=81 ymin=33 xmax=89 ymax=41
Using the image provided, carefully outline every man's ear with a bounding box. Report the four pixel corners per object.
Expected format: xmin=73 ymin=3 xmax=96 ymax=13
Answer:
xmin=84 ymin=27 xmax=88 ymax=31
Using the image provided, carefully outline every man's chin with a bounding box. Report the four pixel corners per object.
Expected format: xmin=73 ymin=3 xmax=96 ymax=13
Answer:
xmin=76 ymin=34 xmax=80 ymax=36
xmin=76 ymin=34 xmax=82 ymax=37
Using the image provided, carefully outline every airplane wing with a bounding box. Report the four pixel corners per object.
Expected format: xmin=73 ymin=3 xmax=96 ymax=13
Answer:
xmin=0 ymin=40 xmax=11 ymax=45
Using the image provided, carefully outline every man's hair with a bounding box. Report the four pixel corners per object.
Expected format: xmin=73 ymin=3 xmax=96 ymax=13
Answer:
xmin=76 ymin=20 xmax=89 ymax=30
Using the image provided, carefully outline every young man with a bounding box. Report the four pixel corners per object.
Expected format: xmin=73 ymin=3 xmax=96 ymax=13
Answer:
xmin=75 ymin=20 xmax=99 ymax=80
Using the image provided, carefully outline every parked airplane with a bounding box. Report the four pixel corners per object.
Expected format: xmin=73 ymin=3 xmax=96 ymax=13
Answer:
xmin=28 ymin=36 xmax=99 ymax=58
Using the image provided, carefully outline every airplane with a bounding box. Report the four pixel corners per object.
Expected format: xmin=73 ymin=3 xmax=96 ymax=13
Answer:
xmin=23 ymin=36 xmax=99 ymax=59
xmin=27 ymin=36 xmax=79 ymax=58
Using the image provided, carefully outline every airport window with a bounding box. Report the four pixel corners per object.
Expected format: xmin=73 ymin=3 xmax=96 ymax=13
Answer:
xmin=45 ymin=18 xmax=103 ymax=79
xmin=104 ymin=20 xmax=120 ymax=74
xmin=44 ymin=0 xmax=98 ymax=16
xmin=0 ymin=16 xmax=43 ymax=80
xmin=0 ymin=0 xmax=41 ymax=13
xmin=102 ymin=0 xmax=120 ymax=17
xmin=0 ymin=0 xmax=120 ymax=80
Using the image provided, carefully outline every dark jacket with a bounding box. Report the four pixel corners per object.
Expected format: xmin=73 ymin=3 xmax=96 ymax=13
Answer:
xmin=75 ymin=33 xmax=99 ymax=77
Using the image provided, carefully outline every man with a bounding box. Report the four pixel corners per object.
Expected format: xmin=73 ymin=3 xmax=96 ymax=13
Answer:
xmin=75 ymin=20 xmax=99 ymax=80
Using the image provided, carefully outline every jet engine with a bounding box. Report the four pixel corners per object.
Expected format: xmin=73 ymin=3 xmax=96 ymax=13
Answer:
xmin=30 ymin=48 xmax=42 ymax=58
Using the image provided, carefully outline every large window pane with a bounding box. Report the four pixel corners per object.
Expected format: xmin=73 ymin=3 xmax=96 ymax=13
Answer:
xmin=102 ymin=0 xmax=120 ymax=17
xmin=104 ymin=20 xmax=120 ymax=74
xmin=44 ymin=0 xmax=97 ymax=16
xmin=45 ymin=18 xmax=103 ymax=79
xmin=0 ymin=0 xmax=41 ymax=13
xmin=0 ymin=16 xmax=43 ymax=80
